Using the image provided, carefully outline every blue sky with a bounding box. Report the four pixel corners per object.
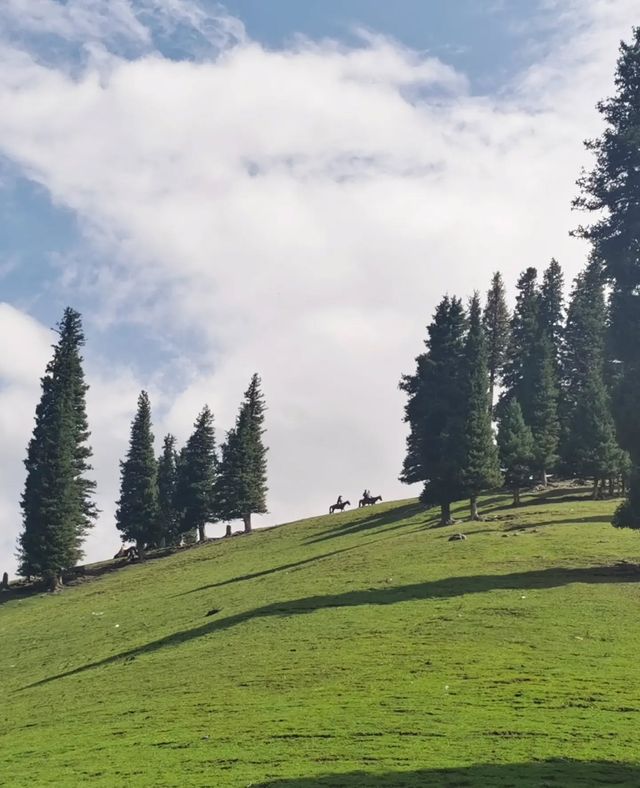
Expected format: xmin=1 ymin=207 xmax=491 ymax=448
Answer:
xmin=1 ymin=0 xmax=540 ymax=350
xmin=0 ymin=0 xmax=636 ymax=573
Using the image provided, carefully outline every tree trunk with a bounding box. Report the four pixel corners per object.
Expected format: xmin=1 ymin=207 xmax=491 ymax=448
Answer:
xmin=513 ymin=487 xmax=521 ymax=506
xmin=470 ymin=496 xmax=482 ymax=521
xmin=136 ymin=539 xmax=146 ymax=560
xmin=198 ymin=524 xmax=206 ymax=542
xmin=47 ymin=572 xmax=63 ymax=592
xmin=622 ymin=474 xmax=627 ymax=496
xmin=440 ymin=501 xmax=454 ymax=526
xmin=608 ymin=477 xmax=615 ymax=497
xmin=592 ymin=478 xmax=600 ymax=500
xmin=541 ymin=469 xmax=548 ymax=487
xmin=243 ymin=513 xmax=252 ymax=533
xmin=1 ymin=571 xmax=9 ymax=590
xmin=225 ymin=524 xmax=232 ymax=537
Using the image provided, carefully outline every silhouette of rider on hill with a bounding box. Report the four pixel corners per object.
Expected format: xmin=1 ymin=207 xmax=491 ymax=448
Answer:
xmin=336 ymin=495 xmax=343 ymax=506
xmin=363 ymin=489 xmax=370 ymax=501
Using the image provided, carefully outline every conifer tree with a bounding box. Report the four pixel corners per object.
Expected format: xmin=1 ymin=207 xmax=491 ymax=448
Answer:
xmin=497 ymin=399 xmax=535 ymax=506
xmin=528 ymin=333 xmax=560 ymax=485
xmin=539 ymin=258 xmax=564 ymax=369
xmin=229 ymin=375 xmax=268 ymax=533
xmin=500 ymin=267 xmax=539 ymax=415
xmin=177 ymin=406 xmax=218 ymax=542
xmin=559 ymin=259 xmax=607 ymax=465
xmin=483 ymin=272 xmax=510 ymax=414
xmin=216 ymin=427 xmax=240 ymax=533
xmin=157 ymin=434 xmax=180 ymax=546
xmin=116 ymin=391 xmax=159 ymax=551
xmin=500 ymin=267 xmax=560 ymax=483
xmin=461 ymin=293 xmax=503 ymax=519
xmin=18 ymin=308 xmax=96 ymax=589
xmin=565 ymin=370 xmax=622 ymax=498
xmin=400 ymin=296 xmax=467 ymax=524
xmin=574 ymin=28 xmax=640 ymax=530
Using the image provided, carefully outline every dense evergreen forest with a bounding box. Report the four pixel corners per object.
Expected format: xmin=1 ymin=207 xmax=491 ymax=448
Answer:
xmin=401 ymin=27 xmax=640 ymax=530
xmin=13 ymin=27 xmax=640 ymax=591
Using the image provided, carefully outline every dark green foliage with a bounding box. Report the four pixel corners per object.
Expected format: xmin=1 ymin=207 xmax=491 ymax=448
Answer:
xmin=216 ymin=427 xmax=240 ymax=524
xmin=219 ymin=375 xmax=268 ymax=533
xmin=497 ymin=399 xmax=535 ymax=505
xmin=501 ymin=267 xmax=539 ymax=409
xmin=482 ymin=271 xmax=510 ymax=414
xmin=539 ymin=258 xmax=564 ymax=369
xmin=177 ymin=406 xmax=218 ymax=542
xmin=18 ymin=308 xmax=96 ymax=586
xmin=157 ymin=434 xmax=180 ymax=546
xmin=565 ymin=272 xmax=627 ymax=495
xmin=565 ymin=370 xmax=622 ymax=495
xmin=461 ymin=293 xmax=503 ymax=517
xmin=559 ymin=259 xmax=608 ymax=466
xmin=400 ymin=296 xmax=467 ymax=523
xmin=528 ymin=333 xmax=560 ymax=484
xmin=574 ymin=28 xmax=640 ymax=528
xmin=500 ymin=267 xmax=560 ymax=482
xmin=116 ymin=391 xmax=159 ymax=549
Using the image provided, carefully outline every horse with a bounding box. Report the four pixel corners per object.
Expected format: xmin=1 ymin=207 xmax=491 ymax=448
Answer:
xmin=359 ymin=495 xmax=382 ymax=508
xmin=329 ymin=500 xmax=351 ymax=514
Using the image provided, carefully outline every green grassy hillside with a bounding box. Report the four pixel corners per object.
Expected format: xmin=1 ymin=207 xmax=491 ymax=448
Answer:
xmin=2 ymin=490 xmax=640 ymax=787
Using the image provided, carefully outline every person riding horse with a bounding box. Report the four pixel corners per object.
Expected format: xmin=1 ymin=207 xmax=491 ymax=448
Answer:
xmin=362 ymin=489 xmax=371 ymax=502
xmin=336 ymin=494 xmax=343 ymax=507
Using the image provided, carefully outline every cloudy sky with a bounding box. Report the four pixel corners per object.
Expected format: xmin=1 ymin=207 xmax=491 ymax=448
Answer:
xmin=0 ymin=0 xmax=636 ymax=576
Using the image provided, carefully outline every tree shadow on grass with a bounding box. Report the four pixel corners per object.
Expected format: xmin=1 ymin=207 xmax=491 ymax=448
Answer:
xmin=306 ymin=502 xmax=431 ymax=544
xmin=480 ymin=487 xmax=599 ymax=516
xmin=23 ymin=562 xmax=640 ymax=690
xmin=177 ymin=542 xmax=383 ymax=596
xmin=253 ymin=760 xmax=640 ymax=787
xmin=494 ymin=514 xmax=614 ymax=534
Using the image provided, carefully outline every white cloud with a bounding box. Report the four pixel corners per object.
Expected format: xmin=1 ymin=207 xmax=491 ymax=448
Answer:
xmin=0 ymin=0 xmax=637 ymax=576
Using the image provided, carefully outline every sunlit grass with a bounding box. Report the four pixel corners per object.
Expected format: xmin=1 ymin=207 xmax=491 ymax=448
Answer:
xmin=1 ymin=489 xmax=640 ymax=786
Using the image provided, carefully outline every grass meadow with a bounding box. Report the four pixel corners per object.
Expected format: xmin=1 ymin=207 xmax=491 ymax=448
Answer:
xmin=2 ymin=489 xmax=640 ymax=786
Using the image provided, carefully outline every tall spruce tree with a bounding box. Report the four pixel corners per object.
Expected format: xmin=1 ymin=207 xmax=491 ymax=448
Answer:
xmin=528 ymin=332 xmax=560 ymax=485
xmin=177 ymin=406 xmax=218 ymax=542
xmin=18 ymin=308 xmax=96 ymax=589
xmin=483 ymin=272 xmax=510 ymax=415
xmin=500 ymin=267 xmax=560 ymax=482
xmin=461 ymin=293 xmax=503 ymax=519
xmin=500 ymin=267 xmax=539 ymax=415
xmin=539 ymin=258 xmax=564 ymax=369
xmin=559 ymin=259 xmax=608 ymax=466
xmin=497 ymin=399 xmax=535 ymax=506
xmin=574 ymin=28 xmax=640 ymax=530
xmin=157 ymin=434 xmax=180 ymax=546
xmin=400 ymin=296 xmax=467 ymax=524
xmin=216 ymin=427 xmax=240 ymax=535
xmin=116 ymin=391 xmax=159 ymax=551
xmin=232 ymin=375 xmax=268 ymax=533
xmin=565 ymin=370 xmax=622 ymax=498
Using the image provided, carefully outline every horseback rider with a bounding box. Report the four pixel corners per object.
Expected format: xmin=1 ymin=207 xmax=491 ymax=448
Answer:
xmin=336 ymin=494 xmax=343 ymax=506
xmin=363 ymin=489 xmax=370 ymax=501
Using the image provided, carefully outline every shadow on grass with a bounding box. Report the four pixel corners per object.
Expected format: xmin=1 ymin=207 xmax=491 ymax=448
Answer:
xmin=23 ymin=562 xmax=639 ymax=690
xmin=496 ymin=514 xmax=614 ymax=534
xmin=253 ymin=760 xmax=640 ymax=787
xmin=481 ymin=487 xmax=602 ymax=516
xmin=178 ymin=543 xmax=376 ymax=596
xmin=306 ymin=502 xmax=429 ymax=544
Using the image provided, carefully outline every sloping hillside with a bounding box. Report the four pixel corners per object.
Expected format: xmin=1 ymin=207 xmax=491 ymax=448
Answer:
xmin=2 ymin=491 xmax=640 ymax=787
